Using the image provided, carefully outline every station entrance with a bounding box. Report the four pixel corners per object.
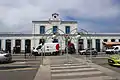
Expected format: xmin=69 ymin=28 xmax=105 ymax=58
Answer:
xmin=25 ymin=39 xmax=31 ymax=53
xmin=15 ymin=39 xmax=21 ymax=53
xmin=5 ymin=39 xmax=11 ymax=53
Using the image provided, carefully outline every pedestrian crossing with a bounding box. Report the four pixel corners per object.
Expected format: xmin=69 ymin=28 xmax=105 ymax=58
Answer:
xmin=50 ymin=63 xmax=116 ymax=80
xmin=74 ymin=53 xmax=111 ymax=59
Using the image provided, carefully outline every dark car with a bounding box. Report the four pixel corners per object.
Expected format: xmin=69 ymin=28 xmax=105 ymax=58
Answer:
xmin=79 ymin=48 xmax=98 ymax=55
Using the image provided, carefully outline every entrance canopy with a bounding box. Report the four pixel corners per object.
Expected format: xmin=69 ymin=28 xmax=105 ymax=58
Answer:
xmin=103 ymin=42 xmax=120 ymax=46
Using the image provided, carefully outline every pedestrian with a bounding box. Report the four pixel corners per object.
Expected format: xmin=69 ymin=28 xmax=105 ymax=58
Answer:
xmin=13 ymin=47 xmax=16 ymax=54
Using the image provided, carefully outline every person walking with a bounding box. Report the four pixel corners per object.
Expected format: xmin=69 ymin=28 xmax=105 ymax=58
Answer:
xmin=13 ymin=47 xmax=16 ymax=54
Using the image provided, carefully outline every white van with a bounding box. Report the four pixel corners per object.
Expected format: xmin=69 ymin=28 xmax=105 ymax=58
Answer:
xmin=105 ymin=46 xmax=120 ymax=54
xmin=32 ymin=43 xmax=60 ymax=56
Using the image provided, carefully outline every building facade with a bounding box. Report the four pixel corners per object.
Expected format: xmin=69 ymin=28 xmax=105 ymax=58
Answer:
xmin=0 ymin=13 xmax=120 ymax=54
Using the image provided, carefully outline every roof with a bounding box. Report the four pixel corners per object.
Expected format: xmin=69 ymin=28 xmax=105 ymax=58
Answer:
xmin=0 ymin=34 xmax=78 ymax=37
xmin=32 ymin=20 xmax=77 ymax=24
xmin=90 ymin=33 xmax=120 ymax=36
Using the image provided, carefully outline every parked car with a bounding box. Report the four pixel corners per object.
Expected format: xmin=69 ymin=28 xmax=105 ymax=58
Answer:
xmin=79 ymin=48 xmax=98 ymax=55
xmin=108 ymin=54 xmax=120 ymax=66
xmin=32 ymin=43 xmax=60 ymax=56
xmin=0 ymin=51 xmax=12 ymax=63
xmin=106 ymin=46 xmax=120 ymax=54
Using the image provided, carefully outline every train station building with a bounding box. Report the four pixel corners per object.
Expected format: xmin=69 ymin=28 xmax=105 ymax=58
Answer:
xmin=0 ymin=13 xmax=120 ymax=54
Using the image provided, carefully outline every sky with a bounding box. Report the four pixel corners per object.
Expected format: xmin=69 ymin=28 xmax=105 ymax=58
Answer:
xmin=0 ymin=0 xmax=120 ymax=33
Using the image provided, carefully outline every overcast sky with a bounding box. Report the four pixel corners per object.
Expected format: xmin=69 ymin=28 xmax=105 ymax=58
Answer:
xmin=0 ymin=0 xmax=120 ymax=33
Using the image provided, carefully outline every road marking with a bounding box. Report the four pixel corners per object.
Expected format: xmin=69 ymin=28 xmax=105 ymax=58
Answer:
xmin=0 ymin=67 xmax=37 ymax=71
xmin=18 ymin=62 xmax=26 ymax=63
xmin=92 ymin=57 xmax=108 ymax=58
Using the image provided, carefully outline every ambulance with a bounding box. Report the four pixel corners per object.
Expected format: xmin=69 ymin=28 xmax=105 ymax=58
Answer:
xmin=32 ymin=43 xmax=60 ymax=56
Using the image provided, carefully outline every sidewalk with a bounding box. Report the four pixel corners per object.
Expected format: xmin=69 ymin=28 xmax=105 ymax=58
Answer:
xmin=12 ymin=53 xmax=31 ymax=56
xmin=34 ymin=57 xmax=51 ymax=80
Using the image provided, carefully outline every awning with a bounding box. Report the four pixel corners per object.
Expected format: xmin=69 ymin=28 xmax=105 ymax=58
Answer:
xmin=103 ymin=42 xmax=120 ymax=46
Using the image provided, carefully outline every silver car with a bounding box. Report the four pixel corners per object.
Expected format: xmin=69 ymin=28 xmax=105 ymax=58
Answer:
xmin=0 ymin=51 xmax=12 ymax=63
xmin=79 ymin=48 xmax=98 ymax=55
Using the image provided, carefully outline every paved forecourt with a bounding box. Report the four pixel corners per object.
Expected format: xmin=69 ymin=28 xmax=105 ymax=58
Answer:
xmin=49 ymin=55 xmax=117 ymax=80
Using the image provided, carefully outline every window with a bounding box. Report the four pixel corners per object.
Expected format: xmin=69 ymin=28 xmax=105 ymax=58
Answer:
xmin=53 ymin=26 xmax=57 ymax=33
xmin=115 ymin=47 xmax=118 ymax=50
xmin=87 ymin=39 xmax=92 ymax=48
xmin=36 ymin=45 xmax=42 ymax=50
xmin=40 ymin=26 xmax=45 ymax=34
xmin=103 ymin=39 xmax=108 ymax=42
xmin=52 ymin=39 xmax=58 ymax=43
xmin=65 ymin=26 xmax=70 ymax=34
xmin=119 ymin=39 xmax=120 ymax=42
xmin=111 ymin=39 xmax=115 ymax=42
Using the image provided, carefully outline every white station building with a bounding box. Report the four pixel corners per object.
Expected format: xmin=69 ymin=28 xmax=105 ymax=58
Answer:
xmin=0 ymin=13 xmax=120 ymax=54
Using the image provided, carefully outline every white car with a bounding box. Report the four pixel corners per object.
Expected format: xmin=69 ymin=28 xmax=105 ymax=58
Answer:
xmin=0 ymin=51 xmax=12 ymax=63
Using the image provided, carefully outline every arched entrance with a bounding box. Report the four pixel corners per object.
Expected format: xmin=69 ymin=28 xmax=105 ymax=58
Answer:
xmin=96 ymin=39 xmax=100 ymax=52
xmin=39 ymin=39 xmax=45 ymax=45
xmin=15 ymin=39 xmax=21 ymax=53
xmin=25 ymin=39 xmax=31 ymax=53
xmin=78 ymin=39 xmax=84 ymax=50
xmin=5 ymin=39 xmax=11 ymax=53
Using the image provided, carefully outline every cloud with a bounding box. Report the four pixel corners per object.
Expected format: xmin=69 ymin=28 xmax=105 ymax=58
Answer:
xmin=0 ymin=0 xmax=119 ymax=33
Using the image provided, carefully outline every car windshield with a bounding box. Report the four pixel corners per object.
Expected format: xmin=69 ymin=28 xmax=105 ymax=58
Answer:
xmin=87 ymin=48 xmax=94 ymax=50
xmin=107 ymin=47 xmax=114 ymax=49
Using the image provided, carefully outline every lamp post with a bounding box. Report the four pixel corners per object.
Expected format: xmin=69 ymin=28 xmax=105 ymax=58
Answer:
xmin=89 ymin=33 xmax=92 ymax=63
xmin=78 ymin=29 xmax=93 ymax=63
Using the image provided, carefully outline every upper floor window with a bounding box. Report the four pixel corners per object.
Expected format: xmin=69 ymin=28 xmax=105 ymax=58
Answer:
xmin=53 ymin=26 xmax=58 ymax=34
xmin=65 ymin=26 xmax=70 ymax=34
xmin=40 ymin=26 xmax=45 ymax=34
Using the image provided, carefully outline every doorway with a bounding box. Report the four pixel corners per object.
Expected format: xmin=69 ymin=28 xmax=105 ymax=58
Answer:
xmin=96 ymin=39 xmax=100 ymax=52
xmin=25 ymin=39 xmax=31 ymax=53
xmin=15 ymin=39 xmax=21 ymax=53
xmin=5 ymin=39 xmax=11 ymax=53
xmin=78 ymin=39 xmax=84 ymax=50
